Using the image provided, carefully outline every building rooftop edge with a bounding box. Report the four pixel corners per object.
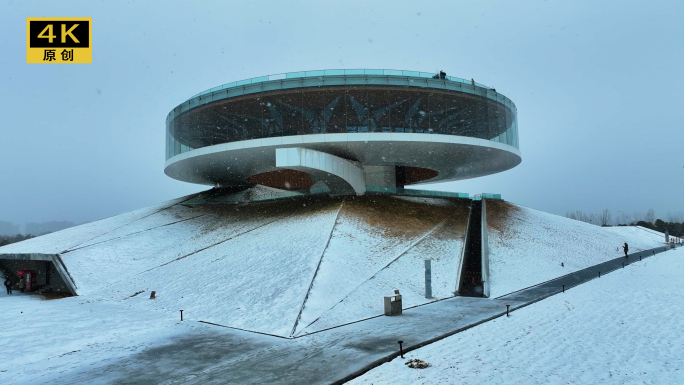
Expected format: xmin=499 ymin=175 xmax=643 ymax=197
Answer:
xmin=186 ymin=69 xmax=493 ymax=102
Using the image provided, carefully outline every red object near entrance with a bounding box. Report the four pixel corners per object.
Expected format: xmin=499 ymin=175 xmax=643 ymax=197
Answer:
xmin=18 ymin=270 xmax=37 ymax=292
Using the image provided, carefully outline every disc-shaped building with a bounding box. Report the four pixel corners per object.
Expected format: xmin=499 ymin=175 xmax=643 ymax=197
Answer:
xmin=1 ymin=70 xmax=534 ymax=335
xmin=164 ymin=69 xmax=521 ymax=195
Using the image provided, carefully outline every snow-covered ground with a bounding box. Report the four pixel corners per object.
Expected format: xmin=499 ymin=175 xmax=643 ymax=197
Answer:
xmin=0 ymin=292 xmax=190 ymax=380
xmin=486 ymin=201 xmax=665 ymax=297
xmin=350 ymin=247 xmax=684 ymax=384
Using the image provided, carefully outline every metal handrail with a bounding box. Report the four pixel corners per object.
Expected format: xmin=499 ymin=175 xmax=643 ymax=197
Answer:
xmin=189 ymin=69 xmax=492 ymax=100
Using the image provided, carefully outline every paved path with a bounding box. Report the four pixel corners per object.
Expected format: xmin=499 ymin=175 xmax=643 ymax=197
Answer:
xmin=49 ymin=244 xmax=678 ymax=385
xmin=51 ymin=296 xmax=526 ymax=384
xmin=499 ymin=244 xmax=676 ymax=303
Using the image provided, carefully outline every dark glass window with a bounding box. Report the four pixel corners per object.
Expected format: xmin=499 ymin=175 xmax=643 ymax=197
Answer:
xmin=167 ymin=87 xmax=517 ymax=159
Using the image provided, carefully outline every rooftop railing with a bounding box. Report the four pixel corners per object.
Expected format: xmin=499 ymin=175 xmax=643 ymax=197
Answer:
xmin=190 ymin=69 xmax=492 ymax=100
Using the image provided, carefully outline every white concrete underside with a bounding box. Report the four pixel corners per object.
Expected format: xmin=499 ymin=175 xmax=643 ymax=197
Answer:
xmin=164 ymin=133 xmax=522 ymax=187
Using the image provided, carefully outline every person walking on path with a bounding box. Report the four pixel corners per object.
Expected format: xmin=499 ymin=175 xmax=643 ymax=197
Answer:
xmin=19 ymin=275 xmax=25 ymax=293
xmin=623 ymin=242 xmax=629 ymax=258
xmin=4 ymin=278 xmax=11 ymax=295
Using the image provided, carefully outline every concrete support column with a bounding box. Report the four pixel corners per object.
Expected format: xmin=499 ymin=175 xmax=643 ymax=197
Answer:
xmin=364 ymin=165 xmax=396 ymax=188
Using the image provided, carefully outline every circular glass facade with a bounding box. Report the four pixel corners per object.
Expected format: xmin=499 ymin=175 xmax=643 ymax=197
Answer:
xmin=166 ymin=73 xmax=518 ymax=160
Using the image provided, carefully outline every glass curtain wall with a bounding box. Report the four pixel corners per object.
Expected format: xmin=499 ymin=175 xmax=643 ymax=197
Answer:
xmin=167 ymin=87 xmax=518 ymax=160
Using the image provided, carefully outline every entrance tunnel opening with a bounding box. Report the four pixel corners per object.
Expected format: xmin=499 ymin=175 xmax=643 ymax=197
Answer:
xmin=0 ymin=259 xmax=72 ymax=296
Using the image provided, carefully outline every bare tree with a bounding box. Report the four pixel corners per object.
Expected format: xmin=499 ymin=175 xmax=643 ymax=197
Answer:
xmin=585 ymin=212 xmax=594 ymax=224
xmin=567 ymin=210 xmax=603 ymax=226
xmin=616 ymin=212 xmax=631 ymax=225
xmin=633 ymin=211 xmax=644 ymax=222
xmin=645 ymin=209 xmax=655 ymax=224
xmin=577 ymin=210 xmax=594 ymax=224
xmin=667 ymin=211 xmax=684 ymax=223
xmin=600 ymin=209 xmax=612 ymax=226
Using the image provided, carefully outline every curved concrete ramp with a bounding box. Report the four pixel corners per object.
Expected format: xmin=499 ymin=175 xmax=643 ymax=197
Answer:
xmin=276 ymin=147 xmax=366 ymax=196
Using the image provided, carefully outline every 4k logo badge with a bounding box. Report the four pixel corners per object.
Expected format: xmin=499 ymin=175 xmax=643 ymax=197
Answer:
xmin=27 ymin=18 xmax=92 ymax=63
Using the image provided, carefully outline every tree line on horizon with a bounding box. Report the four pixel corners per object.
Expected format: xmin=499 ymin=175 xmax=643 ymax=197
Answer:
xmin=566 ymin=208 xmax=684 ymax=237
xmin=0 ymin=220 xmax=75 ymax=237
xmin=0 ymin=234 xmax=35 ymax=247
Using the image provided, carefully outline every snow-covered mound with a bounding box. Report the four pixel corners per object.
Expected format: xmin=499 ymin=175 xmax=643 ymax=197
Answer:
xmin=486 ymin=201 xmax=665 ymax=298
xmin=0 ymin=192 xmax=469 ymax=337
xmin=2 ymin=191 xmax=668 ymax=338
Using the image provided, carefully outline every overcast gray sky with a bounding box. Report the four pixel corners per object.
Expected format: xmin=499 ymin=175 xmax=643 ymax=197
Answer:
xmin=1 ymin=0 xmax=682 ymax=227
